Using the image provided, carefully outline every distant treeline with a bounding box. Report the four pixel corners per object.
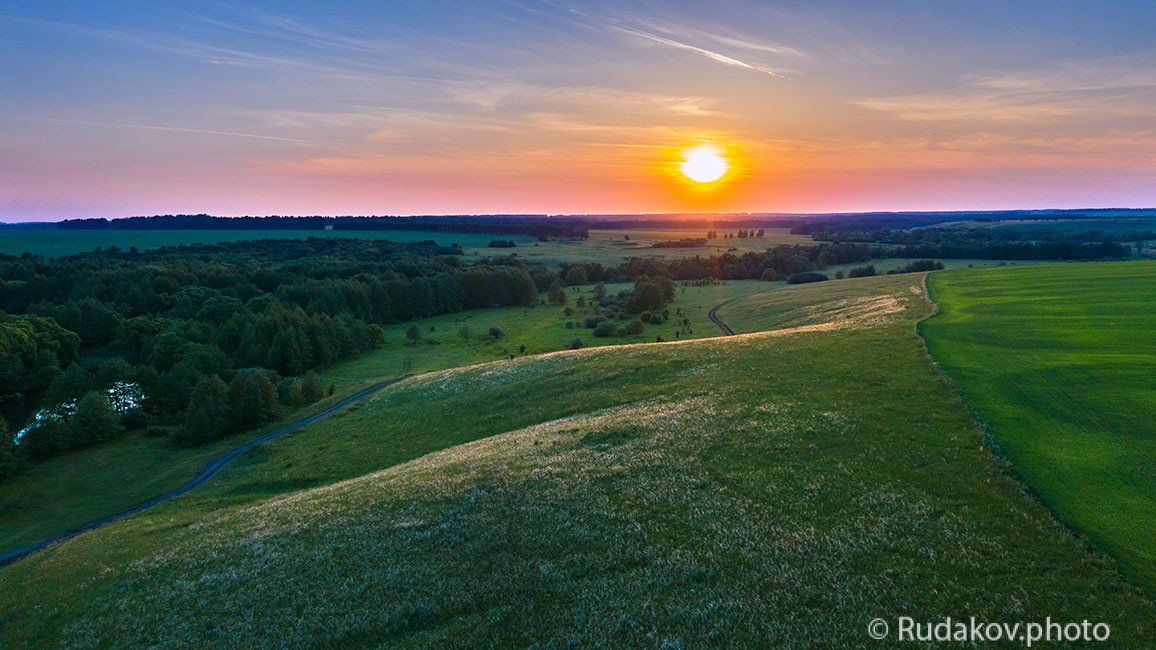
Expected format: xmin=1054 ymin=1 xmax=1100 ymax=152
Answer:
xmin=56 ymin=214 xmax=590 ymax=240
xmin=788 ymin=209 xmax=1156 ymax=235
xmin=0 ymin=238 xmax=541 ymax=474
xmin=542 ymin=243 xmax=887 ymax=285
xmin=807 ymin=228 xmax=1131 ymax=260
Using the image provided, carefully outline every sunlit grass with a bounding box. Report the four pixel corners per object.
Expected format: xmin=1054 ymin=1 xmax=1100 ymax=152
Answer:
xmin=0 ymin=281 xmax=766 ymax=553
xmin=2 ymin=274 xmax=1151 ymax=647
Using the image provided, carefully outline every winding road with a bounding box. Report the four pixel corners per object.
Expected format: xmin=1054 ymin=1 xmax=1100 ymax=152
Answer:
xmin=707 ymin=299 xmax=736 ymax=336
xmin=3 ymin=298 xmax=744 ymax=568
xmin=0 ymin=376 xmax=405 ymax=568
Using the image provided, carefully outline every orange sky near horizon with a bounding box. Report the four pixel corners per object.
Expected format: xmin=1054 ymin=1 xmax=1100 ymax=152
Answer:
xmin=3 ymin=2 xmax=1156 ymax=220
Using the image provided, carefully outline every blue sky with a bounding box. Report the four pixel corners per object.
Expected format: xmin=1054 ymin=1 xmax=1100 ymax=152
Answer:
xmin=3 ymin=1 xmax=1156 ymax=219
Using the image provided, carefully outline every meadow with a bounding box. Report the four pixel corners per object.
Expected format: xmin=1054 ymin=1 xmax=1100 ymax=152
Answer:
xmin=1 ymin=273 xmax=1151 ymax=646
xmin=921 ymin=261 xmax=1156 ymax=590
xmin=0 ymin=281 xmax=765 ymax=554
xmin=0 ymin=226 xmax=808 ymax=266
xmin=0 ymin=228 xmax=535 ymax=258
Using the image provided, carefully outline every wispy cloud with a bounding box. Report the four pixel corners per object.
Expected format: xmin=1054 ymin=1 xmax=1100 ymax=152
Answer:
xmin=854 ymin=57 xmax=1156 ymax=124
xmin=17 ymin=116 xmax=325 ymax=146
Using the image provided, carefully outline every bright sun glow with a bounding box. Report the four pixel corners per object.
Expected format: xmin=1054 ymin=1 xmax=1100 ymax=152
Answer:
xmin=679 ymin=145 xmax=729 ymax=183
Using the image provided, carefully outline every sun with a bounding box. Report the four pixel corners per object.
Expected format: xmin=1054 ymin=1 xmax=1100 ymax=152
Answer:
xmin=679 ymin=145 xmax=728 ymax=183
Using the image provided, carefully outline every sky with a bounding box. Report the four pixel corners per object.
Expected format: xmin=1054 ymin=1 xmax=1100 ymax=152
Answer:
xmin=3 ymin=0 xmax=1156 ymax=220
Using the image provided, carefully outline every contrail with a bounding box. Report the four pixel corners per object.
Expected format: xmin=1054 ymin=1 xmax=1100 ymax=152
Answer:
xmin=612 ymin=25 xmax=790 ymax=79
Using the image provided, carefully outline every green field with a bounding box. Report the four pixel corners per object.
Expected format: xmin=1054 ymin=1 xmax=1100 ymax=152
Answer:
xmin=921 ymin=261 xmax=1156 ymax=589
xmin=2 ymin=273 xmax=1151 ymax=646
xmin=0 ymin=281 xmax=765 ymax=554
xmin=0 ymin=229 xmax=537 ymax=258
xmin=0 ymin=226 xmax=809 ymax=265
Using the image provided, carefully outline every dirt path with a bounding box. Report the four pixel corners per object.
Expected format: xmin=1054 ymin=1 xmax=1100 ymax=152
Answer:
xmin=0 ymin=377 xmax=404 ymax=568
xmin=707 ymin=299 xmax=736 ymax=335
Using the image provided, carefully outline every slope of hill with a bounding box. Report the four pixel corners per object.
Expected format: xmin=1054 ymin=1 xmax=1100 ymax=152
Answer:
xmin=1 ymin=274 xmax=1151 ymax=646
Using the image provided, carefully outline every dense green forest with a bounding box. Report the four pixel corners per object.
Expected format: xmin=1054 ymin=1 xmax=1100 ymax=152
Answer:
xmin=0 ymin=238 xmax=544 ymax=474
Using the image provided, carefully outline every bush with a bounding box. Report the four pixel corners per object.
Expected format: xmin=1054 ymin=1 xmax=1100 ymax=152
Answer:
xmin=302 ymin=371 xmax=326 ymax=403
xmin=583 ymin=315 xmax=605 ymax=328
xmin=565 ymin=321 xmax=575 ymax=329
xmin=888 ymin=259 xmax=946 ymax=274
xmin=567 ymin=338 xmax=584 ymax=350
xmin=760 ymin=269 xmax=782 ymax=281
xmin=488 ymin=326 xmax=504 ymax=339
xmin=143 ymin=425 xmax=170 ymax=438
xmin=71 ymin=391 xmax=123 ymax=446
xmin=787 ymin=272 xmax=829 ymax=285
xmin=120 ymin=408 xmax=152 ymax=431
xmin=623 ymin=319 xmax=645 ymax=335
xmin=848 ymin=265 xmax=877 ymax=278
xmin=593 ymin=320 xmax=618 ymax=337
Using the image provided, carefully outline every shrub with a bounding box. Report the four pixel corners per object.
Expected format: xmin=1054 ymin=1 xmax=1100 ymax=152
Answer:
xmin=760 ymin=269 xmax=781 ymax=281
xmin=120 ymin=408 xmax=152 ymax=431
xmin=583 ymin=315 xmax=604 ymax=328
xmin=547 ymin=280 xmax=567 ymax=305
xmin=848 ymin=265 xmax=877 ymax=278
xmin=888 ymin=259 xmax=946 ymax=274
xmin=567 ymin=338 xmax=584 ymax=349
xmin=488 ymin=326 xmax=504 ymax=339
xmin=593 ymin=320 xmax=617 ymax=337
xmin=623 ymin=319 xmax=645 ymax=335
xmin=787 ymin=272 xmax=829 ymax=284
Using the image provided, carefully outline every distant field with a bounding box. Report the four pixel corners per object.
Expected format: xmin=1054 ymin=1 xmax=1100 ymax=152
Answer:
xmin=930 ymin=216 xmax=1156 ymax=237
xmin=2 ymin=273 xmax=1152 ymax=646
xmin=0 ymin=229 xmax=535 ymax=258
xmin=0 ymin=280 xmax=767 ymax=554
xmin=0 ymin=226 xmax=810 ymax=265
xmin=825 ymin=257 xmax=1033 ymax=277
xmin=922 ymin=261 xmax=1156 ymax=589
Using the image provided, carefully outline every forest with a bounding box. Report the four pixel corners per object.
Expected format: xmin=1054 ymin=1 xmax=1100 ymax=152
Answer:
xmin=0 ymin=238 xmax=543 ymax=475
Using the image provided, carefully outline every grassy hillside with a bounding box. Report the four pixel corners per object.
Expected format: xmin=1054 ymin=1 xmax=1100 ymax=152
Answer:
xmin=0 ymin=281 xmax=763 ymax=554
xmin=2 ymin=274 xmax=1151 ymax=647
xmin=922 ymin=261 xmax=1156 ymax=589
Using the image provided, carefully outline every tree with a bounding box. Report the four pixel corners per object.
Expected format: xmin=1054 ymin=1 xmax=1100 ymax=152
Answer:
xmin=281 ymin=378 xmax=305 ymax=407
xmin=71 ymin=390 xmax=123 ymax=446
xmin=547 ymin=280 xmax=567 ymax=305
xmin=226 ymin=371 xmax=279 ymax=433
xmin=0 ymin=415 xmax=21 ymax=481
xmin=302 ymin=371 xmax=326 ymax=403
xmin=458 ymin=324 xmax=470 ymax=343
xmin=564 ymin=266 xmax=588 ymax=286
xmin=179 ymin=375 xmax=228 ymax=446
xmin=593 ymin=282 xmax=606 ymax=300
xmin=406 ymin=324 xmax=421 ymax=342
